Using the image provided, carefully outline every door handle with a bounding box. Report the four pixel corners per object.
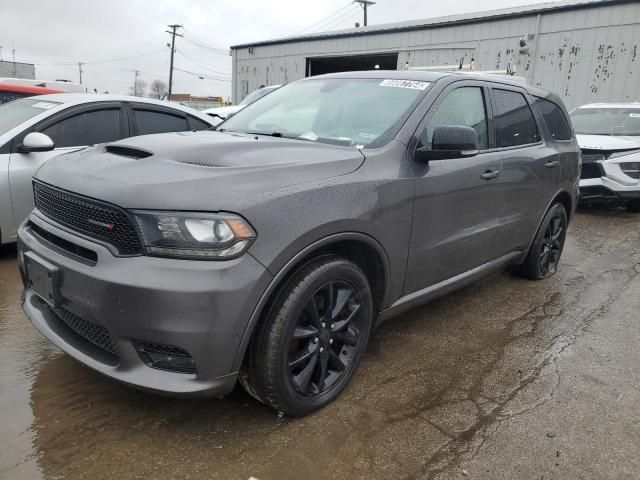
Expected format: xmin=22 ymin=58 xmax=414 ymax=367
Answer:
xmin=545 ymin=160 xmax=559 ymax=168
xmin=481 ymin=170 xmax=501 ymax=180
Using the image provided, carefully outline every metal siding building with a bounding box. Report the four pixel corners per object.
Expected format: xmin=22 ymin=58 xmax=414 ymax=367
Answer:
xmin=230 ymin=0 xmax=640 ymax=109
xmin=0 ymin=60 xmax=35 ymax=80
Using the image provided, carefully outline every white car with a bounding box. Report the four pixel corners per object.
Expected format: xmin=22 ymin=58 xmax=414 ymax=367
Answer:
xmin=0 ymin=93 xmax=216 ymax=245
xmin=571 ymin=103 xmax=640 ymax=212
xmin=203 ymin=85 xmax=281 ymax=124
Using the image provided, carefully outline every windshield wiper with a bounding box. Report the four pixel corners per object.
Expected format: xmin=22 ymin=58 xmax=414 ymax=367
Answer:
xmin=245 ymin=131 xmax=315 ymax=142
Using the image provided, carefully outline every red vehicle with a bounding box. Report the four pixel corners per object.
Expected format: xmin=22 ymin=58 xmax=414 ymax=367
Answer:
xmin=0 ymin=84 xmax=64 ymax=104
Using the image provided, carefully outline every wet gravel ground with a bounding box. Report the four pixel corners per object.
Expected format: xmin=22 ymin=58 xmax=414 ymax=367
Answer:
xmin=1 ymin=208 xmax=639 ymax=480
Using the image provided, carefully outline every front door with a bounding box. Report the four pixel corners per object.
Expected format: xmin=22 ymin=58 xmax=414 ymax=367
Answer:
xmin=404 ymin=82 xmax=504 ymax=294
xmin=8 ymin=104 xmax=126 ymax=235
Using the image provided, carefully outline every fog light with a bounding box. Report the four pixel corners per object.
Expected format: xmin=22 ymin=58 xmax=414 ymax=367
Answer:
xmin=135 ymin=341 xmax=196 ymax=374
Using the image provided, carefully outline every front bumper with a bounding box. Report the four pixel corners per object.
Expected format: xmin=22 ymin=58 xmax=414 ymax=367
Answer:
xmin=579 ymin=177 xmax=640 ymax=203
xmin=18 ymin=211 xmax=272 ymax=398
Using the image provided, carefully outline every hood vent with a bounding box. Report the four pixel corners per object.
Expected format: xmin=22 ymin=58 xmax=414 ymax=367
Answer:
xmin=105 ymin=145 xmax=153 ymax=159
xmin=180 ymin=160 xmax=226 ymax=168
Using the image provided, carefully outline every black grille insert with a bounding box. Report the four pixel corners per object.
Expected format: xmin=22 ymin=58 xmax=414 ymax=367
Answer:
xmin=580 ymin=162 xmax=604 ymax=179
xmin=29 ymin=222 xmax=98 ymax=264
xmin=48 ymin=306 xmax=119 ymax=359
xmin=33 ymin=181 xmax=142 ymax=255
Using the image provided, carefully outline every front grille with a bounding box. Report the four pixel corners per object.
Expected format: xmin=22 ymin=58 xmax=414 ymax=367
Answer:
xmin=33 ymin=181 xmax=142 ymax=255
xmin=49 ymin=306 xmax=119 ymax=358
xmin=580 ymin=162 xmax=604 ymax=179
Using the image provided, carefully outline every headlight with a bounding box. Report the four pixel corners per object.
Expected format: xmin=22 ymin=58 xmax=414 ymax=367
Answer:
xmin=609 ymin=149 xmax=640 ymax=159
xmin=132 ymin=211 xmax=256 ymax=260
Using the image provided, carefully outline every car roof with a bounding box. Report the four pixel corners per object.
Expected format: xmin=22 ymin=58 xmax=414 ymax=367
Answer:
xmin=25 ymin=93 xmax=215 ymax=121
xmin=0 ymin=84 xmax=64 ymax=94
xmin=303 ymin=70 xmax=549 ymax=95
xmin=576 ymin=102 xmax=640 ymax=109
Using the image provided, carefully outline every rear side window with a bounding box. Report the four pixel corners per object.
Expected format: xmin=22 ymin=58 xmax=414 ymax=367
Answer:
xmin=41 ymin=109 xmax=121 ymax=148
xmin=188 ymin=116 xmax=211 ymax=131
xmin=423 ymin=86 xmax=489 ymax=149
xmin=133 ymin=109 xmax=189 ymax=135
xmin=492 ymin=89 xmax=539 ymax=147
xmin=534 ymin=97 xmax=572 ymax=140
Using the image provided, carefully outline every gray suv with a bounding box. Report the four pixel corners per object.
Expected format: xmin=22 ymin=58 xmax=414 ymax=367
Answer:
xmin=18 ymin=71 xmax=579 ymax=416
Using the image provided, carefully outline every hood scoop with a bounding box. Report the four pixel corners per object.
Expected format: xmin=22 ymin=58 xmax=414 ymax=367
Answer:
xmin=105 ymin=145 xmax=153 ymax=159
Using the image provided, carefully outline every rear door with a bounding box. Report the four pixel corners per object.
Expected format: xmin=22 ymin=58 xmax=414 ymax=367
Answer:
xmin=404 ymin=80 xmax=506 ymax=294
xmin=487 ymin=86 xmax=559 ymax=257
xmin=8 ymin=103 xmax=126 ymax=231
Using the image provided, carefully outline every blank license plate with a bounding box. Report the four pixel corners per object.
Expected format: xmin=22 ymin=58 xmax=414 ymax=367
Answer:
xmin=24 ymin=252 xmax=61 ymax=308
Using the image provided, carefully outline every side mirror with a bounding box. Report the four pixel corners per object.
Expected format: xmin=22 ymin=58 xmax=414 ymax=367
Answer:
xmin=18 ymin=132 xmax=55 ymax=153
xmin=415 ymin=125 xmax=480 ymax=162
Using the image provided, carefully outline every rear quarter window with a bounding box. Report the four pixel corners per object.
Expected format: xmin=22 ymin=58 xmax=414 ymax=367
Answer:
xmin=133 ymin=109 xmax=189 ymax=135
xmin=534 ymin=97 xmax=572 ymax=141
xmin=492 ymin=89 xmax=540 ymax=148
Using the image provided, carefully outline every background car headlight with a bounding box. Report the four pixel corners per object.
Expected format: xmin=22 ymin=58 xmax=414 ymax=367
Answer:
xmin=132 ymin=211 xmax=256 ymax=260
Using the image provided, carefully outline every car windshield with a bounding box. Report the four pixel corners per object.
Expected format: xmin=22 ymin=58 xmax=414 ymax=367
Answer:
xmin=571 ymin=107 xmax=640 ymax=136
xmin=238 ymin=86 xmax=277 ymax=106
xmin=221 ymin=78 xmax=430 ymax=148
xmin=0 ymin=98 xmax=61 ymax=136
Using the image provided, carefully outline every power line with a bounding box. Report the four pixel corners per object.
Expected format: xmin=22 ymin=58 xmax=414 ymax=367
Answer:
xmin=173 ymin=66 xmax=232 ymax=82
xmin=295 ymin=3 xmax=355 ymax=34
xmin=181 ymin=28 xmax=229 ymax=56
xmin=34 ymin=50 xmax=166 ymax=66
xmin=320 ymin=5 xmax=362 ymax=31
xmin=176 ymin=51 xmax=231 ymax=76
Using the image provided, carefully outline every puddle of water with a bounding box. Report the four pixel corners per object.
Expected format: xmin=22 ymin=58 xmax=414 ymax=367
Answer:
xmin=0 ymin=245 xmax=52 ymax=479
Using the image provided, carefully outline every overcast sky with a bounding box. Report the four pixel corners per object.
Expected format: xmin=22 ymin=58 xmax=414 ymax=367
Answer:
xmin=0 ymin=0 xmax=543 ymax=100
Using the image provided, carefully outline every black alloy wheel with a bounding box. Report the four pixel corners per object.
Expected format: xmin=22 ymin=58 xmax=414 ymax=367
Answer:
xmin=240 ymin=255 xmax=373 ymax=416
xmin=516 ymin=202 xmax=568 ymax=280
xmin=288 ymin=280 xmax=362 ymax=396
xmin=539 ymin=211 xmax=564 ymax=276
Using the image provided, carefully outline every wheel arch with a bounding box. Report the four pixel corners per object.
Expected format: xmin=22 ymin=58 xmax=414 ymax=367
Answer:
xmin=520 ymin=187 xmax=574 ymax=262
xmin=232 ymin=232 xmax=391 ymax=372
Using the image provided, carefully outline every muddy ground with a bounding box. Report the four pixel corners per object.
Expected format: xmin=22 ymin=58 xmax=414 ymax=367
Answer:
xmin=1 ymin=208 xmax=639 ymax=480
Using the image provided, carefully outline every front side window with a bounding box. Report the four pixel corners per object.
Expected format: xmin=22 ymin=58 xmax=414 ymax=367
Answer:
xmin=421 ymin=86 xmax=488 ymax=149
xmin=571 ymin=107 xmax=640 ymax=136
xmin=41 ymin=108 xmax=121 ymax=148
xmin=133 ymin=109 xmax=189 ymax=135
xmin=534 ymin=97 xmax=572 ymax=140
xmin=221 ymin=78 xmax=430 ymax=148
xmin=492 ymin=89 xmax=539 ymax=147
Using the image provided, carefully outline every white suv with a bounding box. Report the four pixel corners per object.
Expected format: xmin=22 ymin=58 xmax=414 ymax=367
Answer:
xmin=571 ymin=103 xmax=640 ymax=211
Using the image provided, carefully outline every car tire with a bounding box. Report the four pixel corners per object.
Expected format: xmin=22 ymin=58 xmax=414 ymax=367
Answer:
xmin=240 ymin=255 xmax=373 ymax=416
xmin=626 ymin=199 xmax=640 ymax=213
xmin=516 ymin=203 xmax=568 ymax=280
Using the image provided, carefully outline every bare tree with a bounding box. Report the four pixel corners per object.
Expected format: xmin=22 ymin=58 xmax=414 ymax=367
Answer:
xmin=149 ymin=79 xmax=168 ymax=100
xmin=129 ymin=78 xmax=148 ymax=97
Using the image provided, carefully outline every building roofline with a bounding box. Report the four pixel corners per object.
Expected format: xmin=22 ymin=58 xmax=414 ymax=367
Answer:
xmin=0 ymin=60 xmax=35 ymax=67
xmin=230 ymin=0 xmax=631 ymax=50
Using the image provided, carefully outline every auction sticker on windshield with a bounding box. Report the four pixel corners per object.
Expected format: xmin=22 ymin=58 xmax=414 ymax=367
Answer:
xmin=379 ymin=79 xmax=430 ymax=90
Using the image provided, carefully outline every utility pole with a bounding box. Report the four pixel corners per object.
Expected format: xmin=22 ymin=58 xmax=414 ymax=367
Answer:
xmin=133 ymin=70 xmax=140 ymax=96
xmin=78 ymin=62 xmax=83 ymax=84
xmin=166 ymin=24 xmax=183 ymax=101
xmin=353 ymin=0 xmax=375 ymax=26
